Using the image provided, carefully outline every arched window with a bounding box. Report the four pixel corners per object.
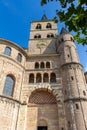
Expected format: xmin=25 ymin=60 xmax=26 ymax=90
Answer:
xmin=35 ymin=62 xmax=39 ymax=69
xmin=71 ymin=37 xmax=74 ymax=42
xmin=3 ymin=75 xmax=15 ymax=96
xmin=61 ymin=38 xmax=64 ymax=42
xmin=46 ymin=62 xmax=50 ymax=68
xmin=38 ymin=35 xmax=41 ymax=38
xmin=43 ymin=73 xmax=49 ymax=82
xmin=34 ymin=35 xmax=37 ymax=39
xmin=83 ymin=90 xmax=86 ymax=96
xmin=68 ymin=121 xmax=71 ymax=128
xmin=4 ymin=46 xmax=11 ymax=56
xmin=29 ymin=74 xmax=34 ymax=83
xmin=46 ymin=23 xmax=52 ymax=29
xmin=51 ymin=34 xmax=54 ymax=37
xmin=50 ymin=73 xmax=56 ymax=83
xmin=34 ymin=34 xmax=41 ymax=39
xmin=47 ymin=33 xmax=54 ymax=38
xmin=76 ymin=104 xmax=79 ymax=109
xmin=17 ymin=53 xmax=22 ymax=62
xmin=36 ymin=73 xmax=42 ymax=83
xmin=36 ymin=24 xmax=41 ymax=29
xmin=47 ymin=34 xmax=50 ymax=38
xmin=40 ymin=62 xmax=45 ymax=68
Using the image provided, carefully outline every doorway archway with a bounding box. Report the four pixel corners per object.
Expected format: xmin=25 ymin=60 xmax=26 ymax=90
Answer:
xmin=27 ymin=89 xmax=58 ymax=130
xmin=38 ymin=119 xmax=47 ymax=130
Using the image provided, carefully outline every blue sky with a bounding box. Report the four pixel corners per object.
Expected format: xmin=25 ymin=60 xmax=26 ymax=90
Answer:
xmin=0 ymin=0 xmax=87 ymax=71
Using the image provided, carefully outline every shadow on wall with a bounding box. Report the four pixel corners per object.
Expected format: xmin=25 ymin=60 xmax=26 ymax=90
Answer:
xmin=42 ymin=38 xmax=59 ymax=54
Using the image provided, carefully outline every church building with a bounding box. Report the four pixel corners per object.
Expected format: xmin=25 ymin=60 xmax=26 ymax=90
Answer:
xmin=0 ymin=15 xmax=87 ymax=130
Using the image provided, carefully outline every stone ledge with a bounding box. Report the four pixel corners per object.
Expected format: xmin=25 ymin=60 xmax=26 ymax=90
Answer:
xmin=64 ymin=97 xmax=87 ymax=102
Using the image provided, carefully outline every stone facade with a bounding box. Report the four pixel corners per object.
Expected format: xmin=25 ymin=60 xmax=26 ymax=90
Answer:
xmin=0 ymin=15 xmax=87 ymax=130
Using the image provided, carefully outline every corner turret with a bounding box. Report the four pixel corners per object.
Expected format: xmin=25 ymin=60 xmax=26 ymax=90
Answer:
xmin=57 ymin=28 xmax=80 ymax=65
xmin=57 ymin=28 xmax=87 ymax=130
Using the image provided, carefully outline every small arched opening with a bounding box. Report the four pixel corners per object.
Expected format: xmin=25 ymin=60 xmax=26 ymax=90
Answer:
xmin=43 ymin=73 xmax=49 ymax=83
xmin=40 ymin=62 xmax=45 ymax=69
xmin=29 ymin=73 xmax=34 ymax=83
xmin=50 ymin=72 xmax=56 ymax=83
xmin=46 ymin=62 xmax=50 ymax=68
xmin=46 ymin=23 xmax=52 ymax=29
xmin=35 ymin=62 xmax=39 ymax=69
xmin=38 ymin=119 xmax=47 ymax=130
xmin=36 ymin=73 xmax=42 ymax=83
xmin=36 ymin=24 xmax=42 ymax=29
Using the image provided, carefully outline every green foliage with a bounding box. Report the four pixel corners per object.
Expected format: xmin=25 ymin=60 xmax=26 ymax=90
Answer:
xmin=41 ymin=0 xmax=87 ymax=45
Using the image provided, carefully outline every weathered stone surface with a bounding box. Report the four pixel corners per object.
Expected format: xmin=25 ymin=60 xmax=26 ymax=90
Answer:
xmin=0 ymin=17 xmax=87 ymax=130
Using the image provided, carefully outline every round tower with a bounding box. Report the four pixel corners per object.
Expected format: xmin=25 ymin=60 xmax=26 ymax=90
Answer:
xmin=0 ymin=39 xmax=26 ymax=130
xmin=57 ymin=28 xmax=87 ymax=130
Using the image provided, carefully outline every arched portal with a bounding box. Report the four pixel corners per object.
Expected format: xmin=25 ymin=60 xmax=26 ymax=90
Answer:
xmin=26 ymin=89 xmax=59 ymax=130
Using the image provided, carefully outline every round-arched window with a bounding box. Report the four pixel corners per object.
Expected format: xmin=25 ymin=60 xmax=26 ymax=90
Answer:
xmin=50 ymin=73 xmax=56 ymax=83
xmin=35 ymin=62 xmax=39 ymax=69
xmin=29 ymin=74 xmax=34 ymax=83
xmin=36 ymin=73 xmax=42 ymax=83
xmin=40 ymin=62 xmax=45 ymax=68
xmin=4 ymin=46 xmax=11 ymax=56
xmin=3 ymin=75 xmax=15 ymax=96
xmin=47 ymin=33 xmax=54 ymax=38
xmin=46 ymin=62 xmax=50 ymax=68
xmin=17 ymin=53 xmax=22 ymax=62
xmin=36 ymin=24 xmax=42 ymax=29
xmin=34 ymin=34 xmax=41 ymax=39
xmin=46 ymin=23 xmax=52 ymax=29
xmin=43 ymin=73 xmax=49 ymax=82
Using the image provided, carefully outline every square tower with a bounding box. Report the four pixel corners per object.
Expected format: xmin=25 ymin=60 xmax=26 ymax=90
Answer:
xmin=28 ymin=14 xmax=58 ymax=54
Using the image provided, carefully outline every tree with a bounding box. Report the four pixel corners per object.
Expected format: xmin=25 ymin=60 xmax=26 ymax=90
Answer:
xmin=41 ymin=0 xmax=87 ymax=45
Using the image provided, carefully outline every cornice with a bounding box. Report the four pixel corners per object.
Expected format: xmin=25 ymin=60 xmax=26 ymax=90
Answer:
xmin=27 ymin=53 xmax=60 ymax=59
xmin=61 ymin=62 xmax=83 ymax=68
xmin=30 ymin=28 xmax=58 ymax=32
xmin=64 ymin=97 xmax=87 ymax=102
xmin=31 ymin=20 xmax=54 ymax=23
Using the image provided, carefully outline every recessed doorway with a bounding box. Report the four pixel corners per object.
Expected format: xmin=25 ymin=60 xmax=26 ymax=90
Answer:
xmin=27 ymin=89 xmax=58 ymax=130
xmin=38 ymin=126 xmax=47 ymax=130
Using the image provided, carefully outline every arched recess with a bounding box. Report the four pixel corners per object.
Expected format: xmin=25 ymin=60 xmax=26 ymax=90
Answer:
xmin=29 ymin=73 xmax=34 ymax=83
xmin=27 ymin=89 xmax=59 ymax=130
xmin=46 ymin=62 xmax=50 ymax=68
xmin=29 ymin=89 xmax=57 ymax=104
xmin=50 ymin=72 xmax=56 ymax=83
xmin=43 ymin=73 xmax=49 ymax=83
xmin=38 ymin=119 xmax=48 ymax=130
xmin=34 ymin=34 xmax=41 ymax=39
xmin=35 ymin=62 xmax=39 ymax=69
xmin=38 ymin=119 xmax=47 ymax=126
xmin=47 ymin=33 xmax=54 ymax=38
xmin=36 ymin=24 xmax=42 ymax=29
xmin=46 ymin=23 xmax=52 ymax=29
xmin=36 ymin=73 xmax=42 ymax=83
xmin=40 ymin=62 xmax=45 ymax=69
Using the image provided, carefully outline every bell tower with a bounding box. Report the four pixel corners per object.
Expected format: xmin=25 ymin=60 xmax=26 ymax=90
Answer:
xmin=28 ymin=14 xmax=58 ymax=54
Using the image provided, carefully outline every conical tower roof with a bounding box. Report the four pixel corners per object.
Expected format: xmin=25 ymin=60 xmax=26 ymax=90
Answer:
xmin=60 ymin=27 xmax=68 ymax=34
